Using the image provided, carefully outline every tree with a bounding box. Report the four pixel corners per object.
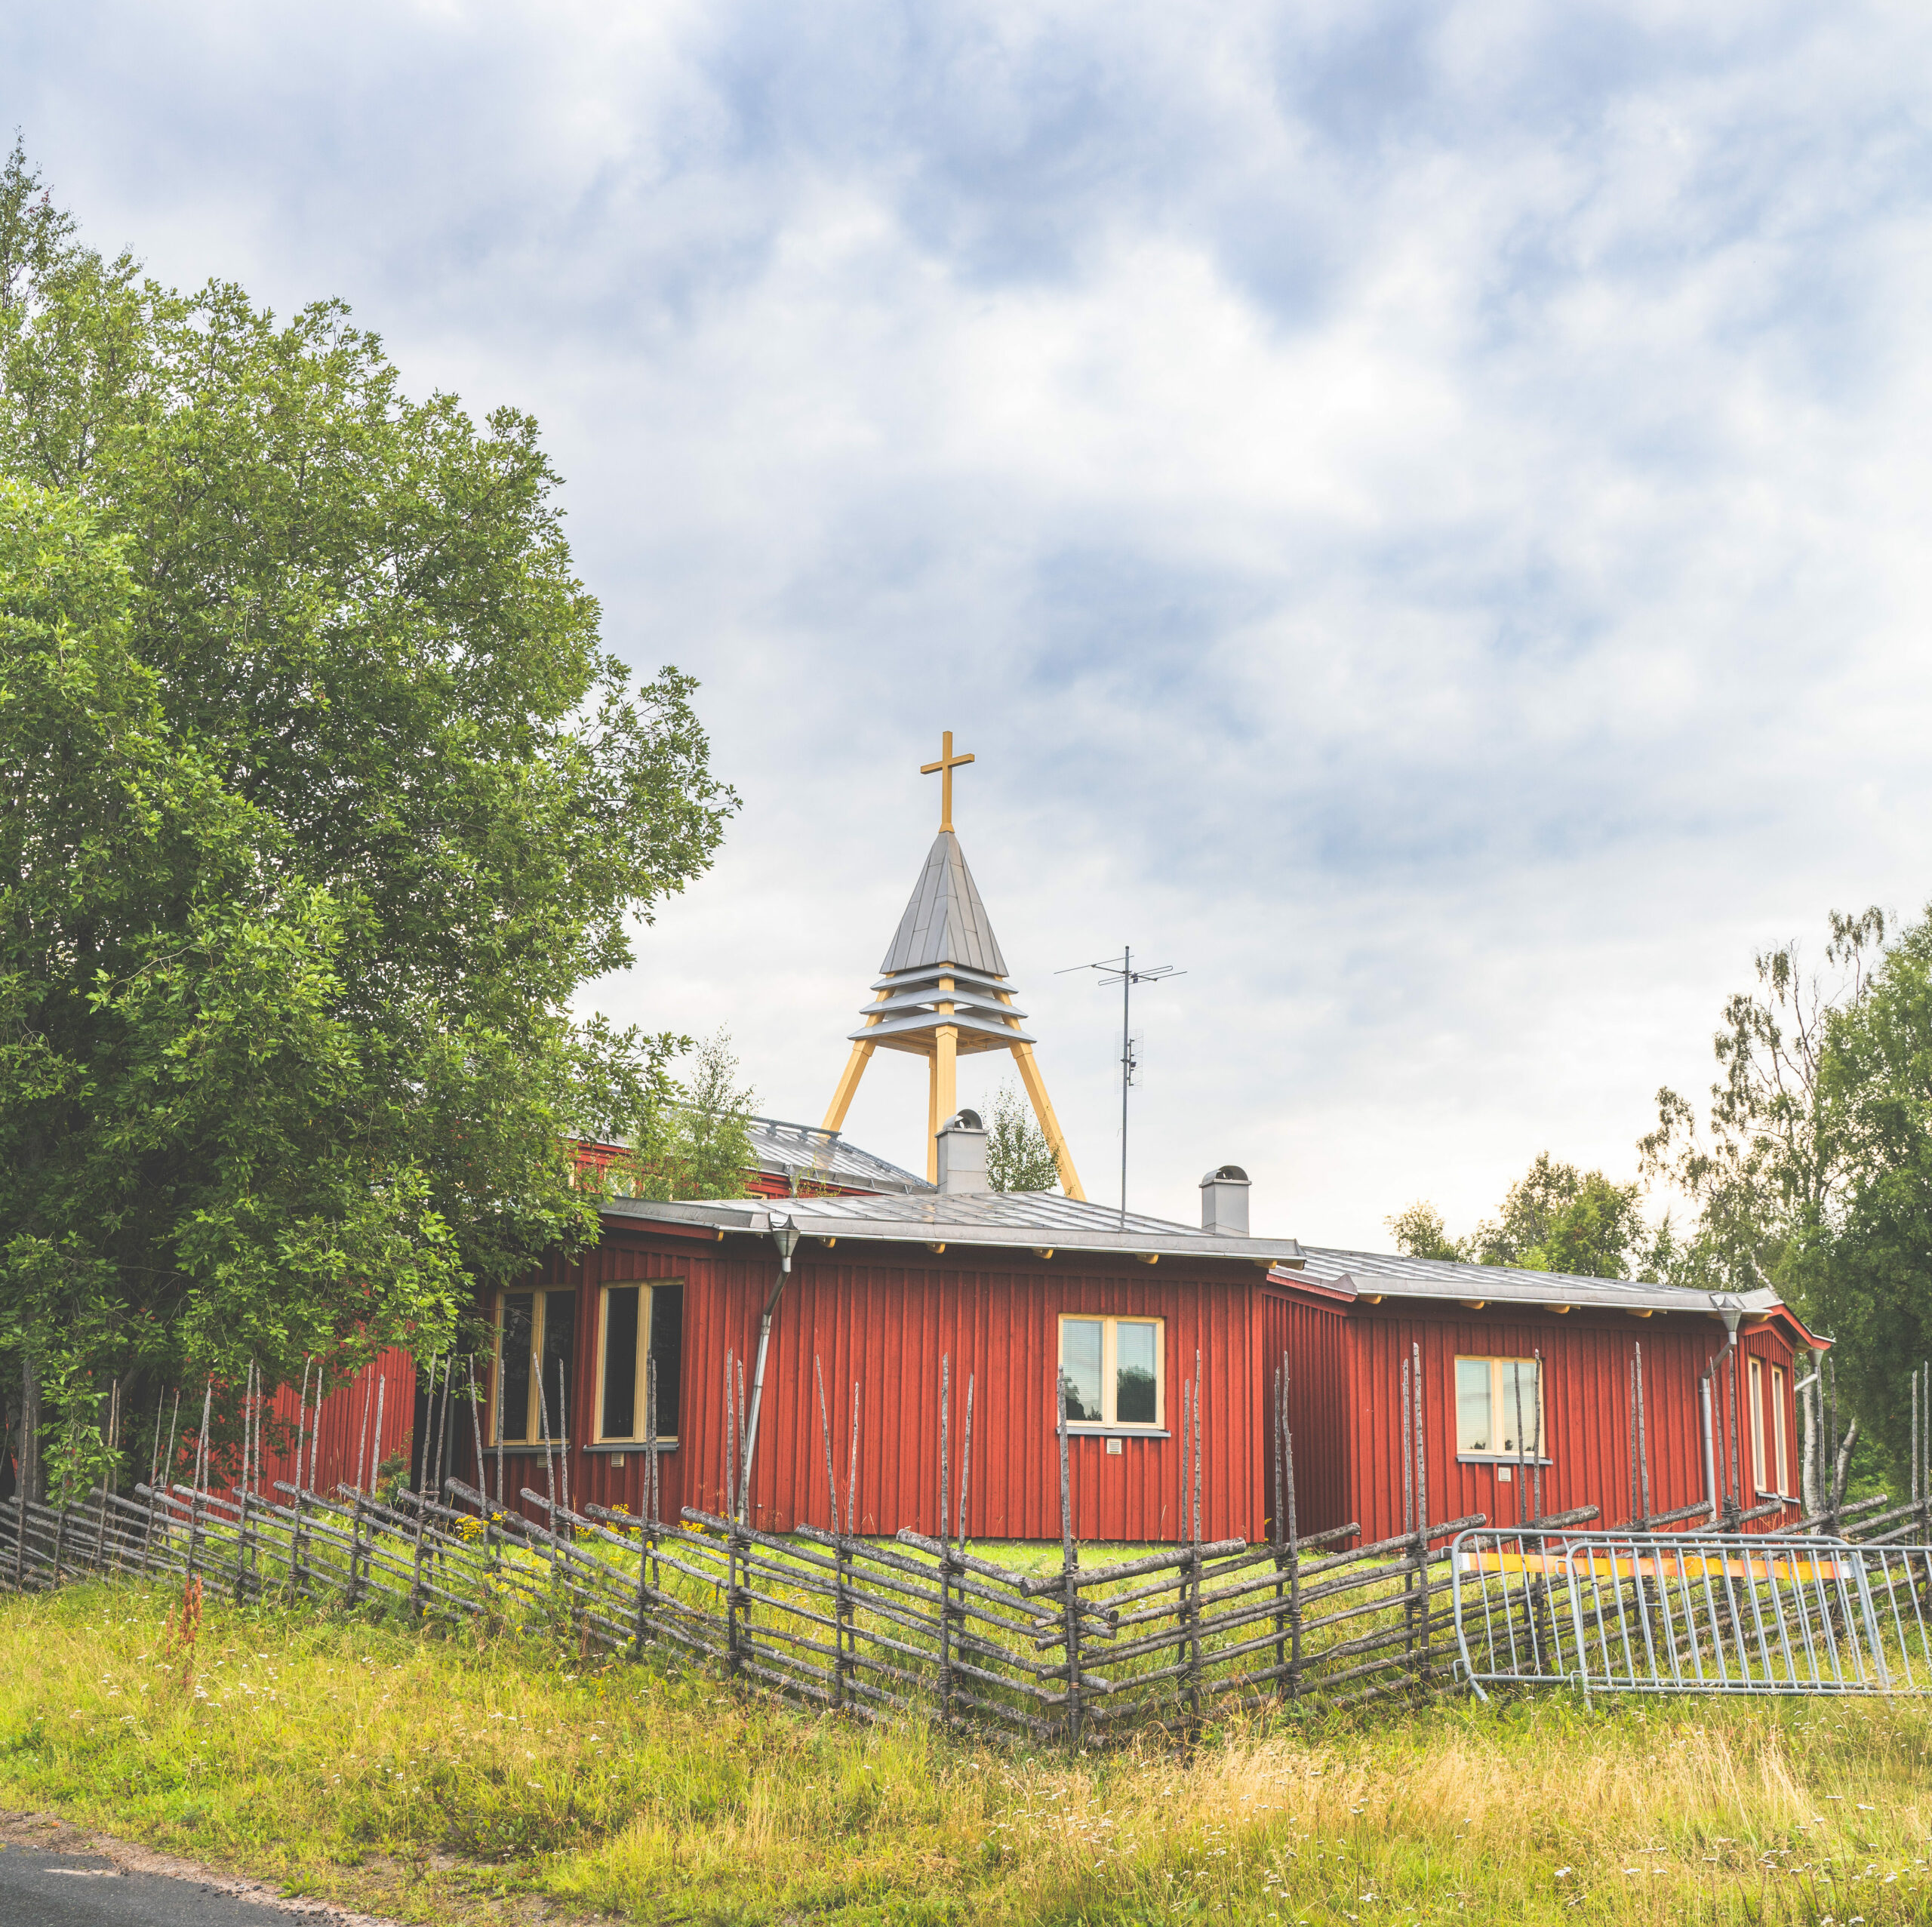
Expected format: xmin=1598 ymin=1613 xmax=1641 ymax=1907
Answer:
xmin=1801 ymin=908 xmax=1932 ymax=1492
xmin=1638 ymin=908 xmax=1887 ymax=1297
xmin=1388 ymin=1154 xmax=1648 ymax=1279
xmin=0 ymin=147 xmax=736 ymax=1495
xmin=1386 ymin=1202 xmax=1471 ymax=1263
xmin=986 ymin=1083 xmax=1058 ymax=1193
xmin=635 ymin=1030 xmax=758 ymax=1202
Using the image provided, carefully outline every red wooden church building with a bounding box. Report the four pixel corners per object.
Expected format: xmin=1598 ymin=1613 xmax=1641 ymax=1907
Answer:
xmin=269 ymin=741 xmax=1829 ymax=1547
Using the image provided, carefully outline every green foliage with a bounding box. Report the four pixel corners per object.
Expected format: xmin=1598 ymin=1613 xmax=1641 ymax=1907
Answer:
xmin=1804 ymin=908 xmax=1932 ymax=1493
xmin=986 ymin=1082 xmax=1059 ymax=1193
xmin=0 ymin=145 xmax=736 ymax=1494
xmin=1470 ymin=1153 xmax=1648 ymax=1279
xmin=1389 ymin=1155 xmax=1650 ymax=1281
xmin=1638 ymin=907 xmax=1887 ymax=1298
xmin=1385 ymin=1202 xmax=1472 ymax=1263
xmin=626 ymin=1028 xmax=758 ymax=1202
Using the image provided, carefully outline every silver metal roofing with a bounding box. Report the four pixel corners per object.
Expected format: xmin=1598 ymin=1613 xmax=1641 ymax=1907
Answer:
xmin=1287 ymin=1245 xmax=1789 ymax=1320
xmin=603 ymin=1187 xmax=1305 ymax=1266
xmin=746 ymin=1117 xmax=934 ymax=1196
xmin=880 ymin=832 xmax=1009 ymax=977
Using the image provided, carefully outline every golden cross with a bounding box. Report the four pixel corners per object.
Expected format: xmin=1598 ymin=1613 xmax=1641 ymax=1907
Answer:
xmin=920 ymin=730 xmax=976 ymax=833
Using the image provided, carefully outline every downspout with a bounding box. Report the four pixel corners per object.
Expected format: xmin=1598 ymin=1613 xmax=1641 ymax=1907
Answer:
xmin=1700 ymin=1365 xmax=1718 ymax=1525
xmin=739 ymin=1211 xmax=801 ymax=1522
xmin=1712 ymin=1295 xmax=1743 ymax=1528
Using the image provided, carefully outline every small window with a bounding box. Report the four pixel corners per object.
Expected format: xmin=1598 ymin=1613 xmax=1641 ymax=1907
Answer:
xmin=1770 ymin=1365 xmax=1789 ymax=1496
xmin=1454 ymin=1356 xmax=1545 ymax=1458
xmin=1057 ymin=1315 xmax=1164 ymax=1430
xmin=595 ymin=1282 xmax=684 ymax=1443
xmin=492 ymin=1288 xmax=576 ymax=1446
xmin=1750 ymin=1356 xmax=1770 ymax=1495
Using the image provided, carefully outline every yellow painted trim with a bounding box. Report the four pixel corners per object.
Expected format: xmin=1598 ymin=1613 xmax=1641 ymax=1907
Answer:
xmin=1006 ymin=1035 xmax=1086 ymax=1201
xmin=1135 ymin=1252 xmax=1159 ymax=1265
xmin=919 ymin=729 xmax=975 ymax=833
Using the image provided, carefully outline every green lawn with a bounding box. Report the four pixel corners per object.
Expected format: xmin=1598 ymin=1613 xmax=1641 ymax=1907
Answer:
xmin=5 ymin=1579 xmax=1932 ymax=1923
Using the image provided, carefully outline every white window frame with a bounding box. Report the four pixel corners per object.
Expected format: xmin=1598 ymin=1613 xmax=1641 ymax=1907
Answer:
xmin=592 ymin=1279 xmax=682 ymax=1445
xmin=489 ymin=1285 xmax=574 ymax=1448
xmin=1754 ymin=1353 xmax=1769 ymax=1491
xmin=1770 ymin=1362 xmax=1790 ymax=1496
xmin=1057 ymin=1313 xmax=1166 ymax=1432
xmin=1454 ymin=1355 xmax=1547 ymax=1461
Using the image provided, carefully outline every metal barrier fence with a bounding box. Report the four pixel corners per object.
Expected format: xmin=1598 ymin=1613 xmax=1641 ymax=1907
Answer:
xmin=1453 ymin=1527 xmax=1932 ymax=1699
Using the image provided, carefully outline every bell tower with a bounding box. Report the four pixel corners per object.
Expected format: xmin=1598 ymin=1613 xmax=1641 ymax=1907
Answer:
xmin=820 ymin=733 xmax=1085 ymax=1197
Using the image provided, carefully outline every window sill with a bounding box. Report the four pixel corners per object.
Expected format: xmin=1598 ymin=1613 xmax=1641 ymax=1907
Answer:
xmin=1458 ymin=1453 xmax=1552 ymax=1467
xmin=586 ymin=1441 xmax=678 ymax=1455
xmin=1063 ymin=1426 xmax=1171 ymax=1440
xmin=488 ymin=1442 xmax=679 ymax=1456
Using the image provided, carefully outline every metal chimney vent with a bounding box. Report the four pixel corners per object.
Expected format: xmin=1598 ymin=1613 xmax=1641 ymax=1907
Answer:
xmin=937 ymin=1110 xmax=989 ymax=1195
xmin=1200 ymin=1163 xmax=1251 ymax=1236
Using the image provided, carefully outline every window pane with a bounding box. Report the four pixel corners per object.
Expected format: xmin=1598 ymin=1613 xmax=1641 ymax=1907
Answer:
xmin=1773 ymin=1369 xmax=1789 ymax=1492
xmin=540 ymin=1291 xmax=575 ymax=1442
xmin=499 ymin=1294 xmax=534 ymax=1442
xmin=601 ymin=1287 xmax=639 ymax=1439
xmin=1115 ymin=1322 xmax=1158 ymax=1425
xmin=1060 ymin=1320 xmax=1104 ymax=1422
xmin=1455 ymin=1358 xmax=1491 ymax=1453
xmin=1499 ymin=1359 xmax=1538 ymax=1455
xmin=648 ymin=1285 xmax=684 ymax=1438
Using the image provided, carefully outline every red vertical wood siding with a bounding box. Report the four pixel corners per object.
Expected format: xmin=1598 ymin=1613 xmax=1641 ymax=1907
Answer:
xmin=1260 ymin=1287 xmax=1353 ymax=1538
xmin=1337 ymin=1307 xmax=1805 ymax=1544
xmin=256 ymin=1347 xmax=417 ymax=1498
xmin=460 ymin=1230 xmax=1269 ymax=1546
xmin=443 ymin=1219 xmax=1813 ymax=1553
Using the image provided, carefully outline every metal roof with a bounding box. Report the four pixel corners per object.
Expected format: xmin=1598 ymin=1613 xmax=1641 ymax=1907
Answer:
xmin=1285 ymin=1245 xmax=1790 ymax=1321
xmin=746 ymin=1117 xmax=933 ymax=1196
xmin=880 ymin=832 xmax=1009 ymax=977
xmin=603 ymin=1187 xmax=1304 ymax=1265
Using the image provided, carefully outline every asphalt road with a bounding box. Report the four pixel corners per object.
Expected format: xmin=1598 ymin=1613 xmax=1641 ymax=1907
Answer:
xmin=0 ymin=1842 xmax=330 ymax=1925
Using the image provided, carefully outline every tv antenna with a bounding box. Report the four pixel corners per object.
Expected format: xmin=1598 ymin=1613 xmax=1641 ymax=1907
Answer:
xmin=1058 ymin=947 xmax=1183 ymax=1220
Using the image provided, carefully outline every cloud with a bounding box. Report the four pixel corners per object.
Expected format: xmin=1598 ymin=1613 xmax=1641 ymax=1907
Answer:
xmin=8 ymin=0 xmax=1932 ymax=1240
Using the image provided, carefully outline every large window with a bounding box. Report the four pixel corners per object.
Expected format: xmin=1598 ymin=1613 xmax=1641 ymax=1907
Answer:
xmin=1058 ymin=1315 xmax=1164 ymax=1430
xmin=493 ymin=1288 xmax=575 ymax=1447
xmin=1455 ymin=1356 xmax=1544 ymax=1459
xmin=594 ymin=1282 xmax=684 ymax=1444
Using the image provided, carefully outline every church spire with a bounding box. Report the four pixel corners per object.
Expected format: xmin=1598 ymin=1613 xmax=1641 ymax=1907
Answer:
xmin=820 ymin=735 xmax=1084 ymax=1197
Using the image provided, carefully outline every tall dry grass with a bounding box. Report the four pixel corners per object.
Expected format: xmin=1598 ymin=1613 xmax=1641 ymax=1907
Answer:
xmin=4 ymin=1579 xmax=1932 ymax=1922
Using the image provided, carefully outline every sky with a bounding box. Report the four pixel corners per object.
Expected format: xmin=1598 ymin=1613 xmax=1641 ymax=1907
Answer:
xmin=8 ymin=2 xmax=1932 ymax=1247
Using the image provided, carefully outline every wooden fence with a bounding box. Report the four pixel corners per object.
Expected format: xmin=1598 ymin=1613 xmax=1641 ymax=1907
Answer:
xmin=2 ymin=1344 xmax=1919 ymax=1743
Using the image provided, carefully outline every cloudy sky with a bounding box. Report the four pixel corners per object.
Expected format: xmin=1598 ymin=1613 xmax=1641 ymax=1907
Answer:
xmin=9 ymin=3 xmax=1931 ymax=1245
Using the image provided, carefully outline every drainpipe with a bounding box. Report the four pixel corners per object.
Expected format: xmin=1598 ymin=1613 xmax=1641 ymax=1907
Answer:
xmin=739 ymin=1211 xmax=801 ymax=1522
xmin=1700 ymin=1365 xmax=1718 ymax=1525
xmin=1710 ymin=1294 xmax=1743 ymax=1528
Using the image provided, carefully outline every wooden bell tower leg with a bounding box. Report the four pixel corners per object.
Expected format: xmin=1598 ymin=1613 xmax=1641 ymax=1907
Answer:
xmin=823 ymin=1041 xmax=875 ymax=1132
xmin=935 ymin=1025 xmax=959 ymax=1128
xmin=926 ymin=1048 xmax=942 ymax=1183
xmin=1011 ymin=1042 xmax=1086 ymax=1201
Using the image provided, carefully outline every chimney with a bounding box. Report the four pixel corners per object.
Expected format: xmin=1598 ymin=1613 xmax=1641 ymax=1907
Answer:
xmin=1199 ymin=1164 xmax=1251 ymax=1236
xmin=937 ymin=1109 xmax=989 ymax=1195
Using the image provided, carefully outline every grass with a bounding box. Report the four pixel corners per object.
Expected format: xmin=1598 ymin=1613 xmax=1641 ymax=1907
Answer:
xmin=6 ymin=1579 xmax=1932 ymax=1924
